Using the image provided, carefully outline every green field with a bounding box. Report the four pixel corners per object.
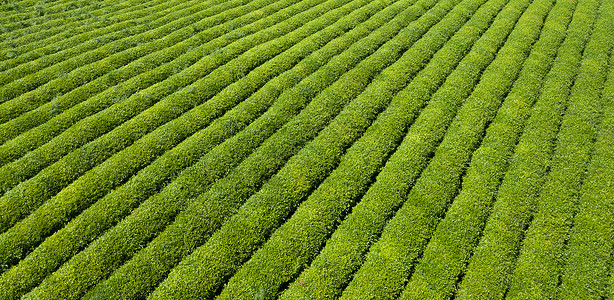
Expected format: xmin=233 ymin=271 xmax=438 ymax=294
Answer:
xmin=0 ymin=0 xmax=613 ymax=298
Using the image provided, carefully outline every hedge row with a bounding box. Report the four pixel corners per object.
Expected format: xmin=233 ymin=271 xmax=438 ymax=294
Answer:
xmin=0 ymin=0 xmax=220 ymax=113
xmin=147 ymin=0 xmax=466 ymax=297
xmin=454 ymin=0 xmax=601 ymax=297
xmin=0 ymin=0 xmax=279 ymax=161
xmin=339 ymin=0 xmax=555 ymax=296
xmin=0 ymin=0 xmax=320 ymax=231
xmin=0 ymin=0 xmax=354 ymax=274
xmin=398 ymin=0 xmax=576 ymax=297
xmin=0 ymin=0 xmax=131 ymax=30
xmin=557 ymin=51 xmax=614 ymax=299
xmin=505 ymin=0 xmax=614 ymax=298
xmin=0 ymin=0 xmax=394 ymax=297
xmin=217 ymin=0 xmax=500 ymax=296
xmin=279 ymin=0 xmax=524 ymax=296
xmin=32 ymin=0 xmax=434 ymax=296
xmin=0 ymin=0 xmax=171 ymax=68
xmin=81 ymin=2 xmax=417 ymax=299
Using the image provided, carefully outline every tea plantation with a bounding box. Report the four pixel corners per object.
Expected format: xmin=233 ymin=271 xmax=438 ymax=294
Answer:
xmin=0 ymin=0 xmax=612 ymax=298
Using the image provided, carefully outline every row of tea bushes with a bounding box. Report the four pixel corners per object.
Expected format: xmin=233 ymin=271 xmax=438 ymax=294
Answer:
xmin=557 ymin=50 xmax=614 ymax=300
xmin=0 ymin=0 xmax=282 ymax=159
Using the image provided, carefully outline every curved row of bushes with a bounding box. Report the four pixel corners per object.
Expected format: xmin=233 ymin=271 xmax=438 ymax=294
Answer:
xmin=0 ymin=0 xmax=158 ymax=58
xmin=0 ymin=0 xmax=76 ymax=18
xmin=0 ymin=0 xmax=101 ymax=34
xmin=2 ymin=0 xmax=394 ymax=299
xmin=216 ymin=0 xmax=503 ymax=296
xmin=26 ymin=0 xmax=437 ymax=296
xmin=1 ymin=0 xmax=611 ymax=298
xmin=0 ymin=0 xmax=203 ymax=99
xmin=0 ymin=0 xmax=222 ymax=113
xmin=0 ymin=0 xmax=90 ymax=36
xmin=556 ymin=50 xmax=613 ymax=299
xmin=79 ymin=1 xmax=436 ymax=295
xmin=81 ymin=2 xmax=420 ymax=299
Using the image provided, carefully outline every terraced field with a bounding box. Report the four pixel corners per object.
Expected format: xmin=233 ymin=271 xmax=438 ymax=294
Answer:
xmin=0 ymin=0 xmax=613 ymax=298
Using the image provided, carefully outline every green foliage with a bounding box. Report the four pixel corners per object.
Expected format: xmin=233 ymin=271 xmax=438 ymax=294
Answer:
xmin=218 ymin=0 xmax=510 ymax=296
xmin=0 ymin=0 xmax=611 ymax=299
xmin=556 ymin=52 xmax=614 ymax=299
xmin=0 ymin=0 xmax=286 ymax=165
xmin=279 ymin=0 xmax=520 ymax=297
xmin=340 ymin=0 xmax=554 ymax=296
xmin=505 ymin=0 xmax=614 ymax=297
xmin=399 ymin=0 xmax=576 ymax=297
xmin=83 ymin=2 xmax=412 ymax=299
xmin=0 ymin=0 xmax=229 ymax=115
xmin=0 ymin=0 xmax=319 ymax=237
xmin=12 ymin=0 xmax=393 ymax=298
xmin=455 ymin=0 xmax=603 ymax=298
xmin=0 ymin=0 xmax=170 ymax=65
xmin=147 ymin=0 xmax=481 ymax=297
